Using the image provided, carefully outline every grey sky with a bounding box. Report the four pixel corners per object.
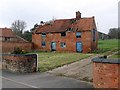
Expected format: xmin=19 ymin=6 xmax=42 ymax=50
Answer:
xmin=0 ymin=0 xmax=119 ymax=34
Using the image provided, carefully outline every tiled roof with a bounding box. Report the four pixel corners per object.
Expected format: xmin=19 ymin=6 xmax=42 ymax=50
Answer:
xmin=0 ymin=28 xmax=16 ymax=37
xmin=0 ymin=28 xmax=29 ymax=42
xmin=35 ymin=17 xmax=96 ymax=33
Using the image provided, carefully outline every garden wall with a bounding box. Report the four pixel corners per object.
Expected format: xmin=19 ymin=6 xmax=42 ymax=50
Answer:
xmin=2 ymin=54 xmax=38 ymax=73
xmin=92 ymin=57 xmax=120 ymax=89
xmin=1 ymin=42 xmax=32 ymax=53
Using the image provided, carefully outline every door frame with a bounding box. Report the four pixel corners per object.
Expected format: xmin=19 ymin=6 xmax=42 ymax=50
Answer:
xmin=51 ymin=42 xmax=56 ymax=51
xmin=76 ymin=42 xmax=82 ymax=53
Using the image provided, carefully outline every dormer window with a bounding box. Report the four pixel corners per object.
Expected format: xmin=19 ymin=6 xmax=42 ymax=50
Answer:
xmin=76 ymin=32 xmax=81 ymax=38
xmin=61 ymin=32 xmax=66 ymax=37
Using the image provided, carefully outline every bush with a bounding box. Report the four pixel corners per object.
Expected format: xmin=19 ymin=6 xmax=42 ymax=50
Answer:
xmin=12 ymin=48 xmax=27 ymax=54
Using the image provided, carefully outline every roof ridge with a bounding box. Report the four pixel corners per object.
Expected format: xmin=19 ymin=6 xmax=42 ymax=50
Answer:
xmin=16 ymin=35 xmax=29 ymax=42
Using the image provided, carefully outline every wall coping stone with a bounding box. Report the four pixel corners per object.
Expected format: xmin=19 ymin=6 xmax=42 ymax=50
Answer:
xmin=1 ymin=54 xmax=36 ymax=56
xmin=92 ymin=56 xmax=120 ymax=64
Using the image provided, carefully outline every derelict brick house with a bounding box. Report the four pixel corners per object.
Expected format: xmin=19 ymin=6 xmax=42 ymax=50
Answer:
xmin=0 ymin=28 xmax=32 ymax=53
xmin=32 ymin=11 xmax=98 ymax=53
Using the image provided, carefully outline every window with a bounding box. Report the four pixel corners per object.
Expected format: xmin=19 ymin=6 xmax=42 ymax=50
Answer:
xmin=4 ymin=37 xmax=10 ymax=41
xmin=41 ymin=33 xmax=46 ymax=38
xmin=76 ymin=32 xmax=81 ymax=38
xmin=41 ymin=41 xmax=46 ymax=47
xmin=61 ymin=42 xmax=66 ymax=48
xmin=93 ymin=30 xmax=96 ymax=41
xmin=61 ymin=32 xmax=66 ymax=36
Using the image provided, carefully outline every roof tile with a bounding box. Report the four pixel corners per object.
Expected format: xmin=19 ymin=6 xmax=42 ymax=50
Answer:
xmin=35 ymin=17 xmax=95 ymax=33
xmin=0 ymin=28 xmax=16 ymax=37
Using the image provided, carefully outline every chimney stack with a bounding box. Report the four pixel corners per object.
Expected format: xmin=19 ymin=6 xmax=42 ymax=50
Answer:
xmin=76 ymin=11 xmax=81 ymax=20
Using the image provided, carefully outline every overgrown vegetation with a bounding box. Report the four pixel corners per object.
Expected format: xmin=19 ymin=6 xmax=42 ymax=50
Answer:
xmin=11 ymin=48 xmax=27 ymax=54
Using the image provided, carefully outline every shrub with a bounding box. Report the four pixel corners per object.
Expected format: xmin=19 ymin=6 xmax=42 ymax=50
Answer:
xmin=12 ymin=48 xmax=27 ymax=54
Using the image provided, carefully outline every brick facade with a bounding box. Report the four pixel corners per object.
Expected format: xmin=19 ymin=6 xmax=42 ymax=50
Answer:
xmin=32 ymin=30 xmax=98 ymax=53
xmin=0 ymin=28 xmax=32 ymax=53
xmin=32 ymin=12 xmax=98 ymax=53
xmin=2 ymin=54 xmax=37 ymax=73
xmin=92 ymin=58 xmax=120 ymax=89
xmin=1 ymin=42 xmax=32 ymax=53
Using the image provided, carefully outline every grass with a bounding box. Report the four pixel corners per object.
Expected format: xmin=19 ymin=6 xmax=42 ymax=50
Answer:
xmin=110 ymin=55 xmax=120 ymax=58
xmin=93 ymin=39 xmax=119 ymax=54
xmin=31 ymin=39 xmax=119 ymax=72
xmin=109 ymin=50 xmax=120 ymax=58
xmin=37 ymin=52 xmax=91 ymax=72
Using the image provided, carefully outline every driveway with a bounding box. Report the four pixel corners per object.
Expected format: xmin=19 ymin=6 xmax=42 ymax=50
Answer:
xmin=48 ymin=55 xmax=100 ymax=82
xmin=1 ymin=70 xmax=93 ymax=88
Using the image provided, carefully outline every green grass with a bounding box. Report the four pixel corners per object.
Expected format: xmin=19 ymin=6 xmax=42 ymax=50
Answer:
xmin=31 ymin=39 xmax=119 ymax=72
xmin=93 ymin=39 xmax=119 ymax=54
xmin=109 ymin=51 xmax=120 ymax=58
xmin=37 ymin=52 xmax=91 ymax=72
xmin=110 ymin=55 xmax=120 ymax=58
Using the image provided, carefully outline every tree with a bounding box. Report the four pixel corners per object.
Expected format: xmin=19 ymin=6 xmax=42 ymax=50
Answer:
xmin=108 ymin=28 xmax=120 ymax=39
xmin=11 ymin=20 xmax=27 ymax=36
xmin=22 ymin=30 xmax=32 ymax=42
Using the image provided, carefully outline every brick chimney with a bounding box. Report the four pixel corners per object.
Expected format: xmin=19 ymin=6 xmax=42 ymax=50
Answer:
xmin=76 ymin=11 xmax=81 ymax=20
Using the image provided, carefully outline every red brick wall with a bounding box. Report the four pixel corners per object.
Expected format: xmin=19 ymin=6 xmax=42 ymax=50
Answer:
xmin=2 ymin=54 xmax=37 ymax=73
xmin=1 ymin=42 xmax=32 ymax=53
xmin=91 ymin=31 xmax=98 ymax=51
xmin=32 ymin=30 xmax=98 ymax=53
xmin=93 ymin=62 xmax=120 ymax=88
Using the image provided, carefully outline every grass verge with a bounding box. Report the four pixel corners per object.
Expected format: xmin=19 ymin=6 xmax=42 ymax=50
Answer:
xmin=93 ymin=39 xmax=119 ymax=54
xmin=37 ymin=52 xmax=91 ymax=72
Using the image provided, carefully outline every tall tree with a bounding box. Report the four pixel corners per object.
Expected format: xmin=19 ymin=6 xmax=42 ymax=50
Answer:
xmin=22 ymin=30 xmax=32 ymax=42
xmin=11 ymin=20 xmax=27 ymax=36
xmin=108 ymin=28 xmax=120 ymax=39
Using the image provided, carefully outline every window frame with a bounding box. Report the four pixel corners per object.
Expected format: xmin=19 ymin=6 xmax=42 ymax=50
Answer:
xmin=41 ymin=41 xmax=46 ymax=47
xmin=41 ymin=33 xmax=46 ymax=38
xmin=61 ymin=42 xmax=66 ymax=48
xmin=61 ymin=32 xmax=66 ymax=37
xmin=76 ymin=32 xmax=81 ymax=38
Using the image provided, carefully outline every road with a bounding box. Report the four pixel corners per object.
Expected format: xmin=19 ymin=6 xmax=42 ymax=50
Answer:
xmin=1 ymin=70 xmax=93 ymax=89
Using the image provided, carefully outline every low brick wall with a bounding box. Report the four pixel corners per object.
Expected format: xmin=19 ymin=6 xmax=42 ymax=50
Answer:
xmin=2 ymin=54 xmax=38 ymax=73
xmin=1 ymin=42 xmax=32 ymax=53
xmin=92 ymin=57 xmax=120 ymax=88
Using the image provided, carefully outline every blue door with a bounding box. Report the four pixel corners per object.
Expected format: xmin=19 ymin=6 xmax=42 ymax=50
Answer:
xmin=76 ymin=42 xmax=82 ymax=52
xmin=51 ymin=42 xmax=56 ymax=51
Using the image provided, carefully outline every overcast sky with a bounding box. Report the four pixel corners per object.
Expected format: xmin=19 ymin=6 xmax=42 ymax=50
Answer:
xmin=0 ymin=0 xmax=119 ymax=34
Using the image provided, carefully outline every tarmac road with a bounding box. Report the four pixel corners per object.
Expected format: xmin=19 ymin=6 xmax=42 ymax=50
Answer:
xmin=1 ymin=70 xmax=93 ymax=89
